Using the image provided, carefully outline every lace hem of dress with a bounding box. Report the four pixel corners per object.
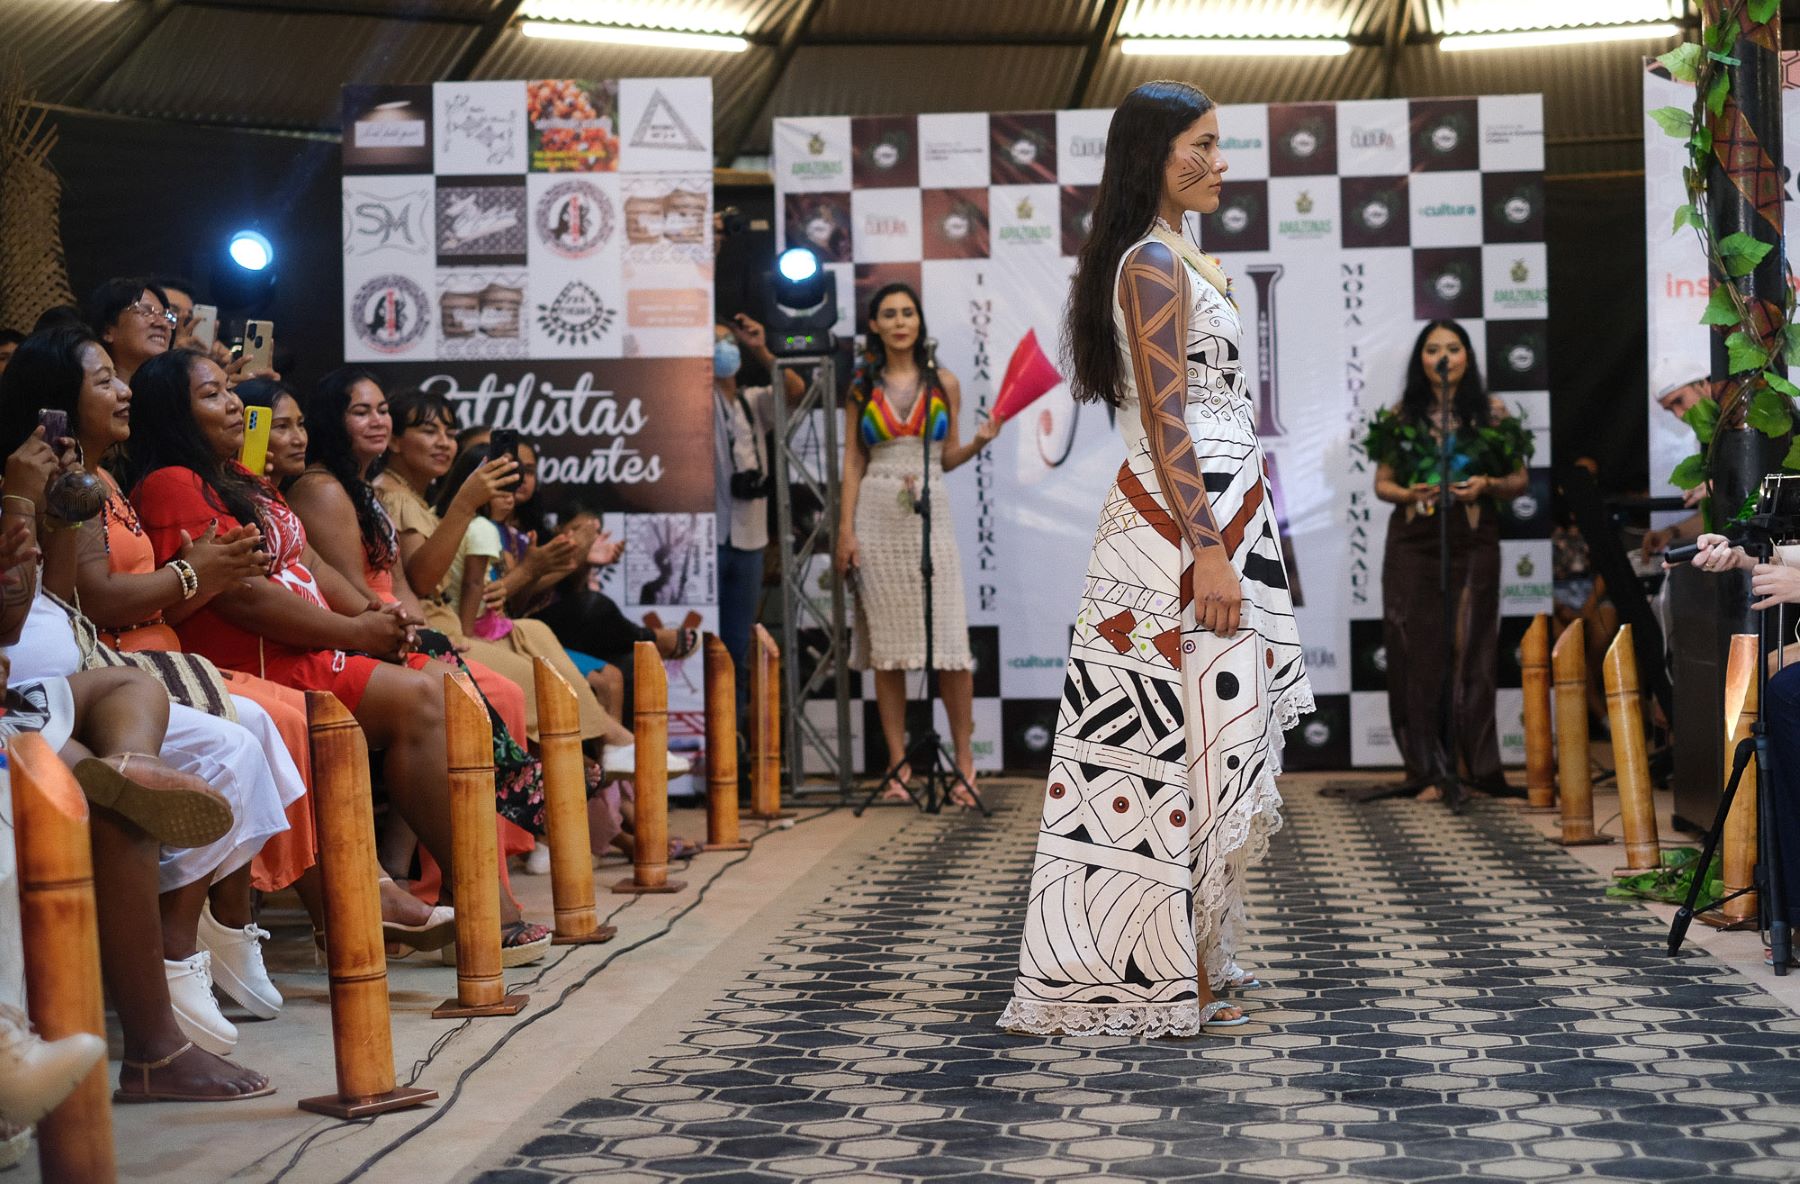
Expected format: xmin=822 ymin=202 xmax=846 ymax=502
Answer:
xmin=852 ymin=655 xmax=978 ymax=673
xmin=999 ymin=999 xmax=1210 ymax=1039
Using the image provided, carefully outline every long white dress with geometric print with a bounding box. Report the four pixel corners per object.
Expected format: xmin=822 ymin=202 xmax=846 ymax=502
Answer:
xmin=1001 ymin=239 xmax=1313 ymax=1038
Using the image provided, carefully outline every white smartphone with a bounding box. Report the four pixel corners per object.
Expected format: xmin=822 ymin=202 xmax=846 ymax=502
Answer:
xmin=191 ymin=303 xmax=218 ymax=349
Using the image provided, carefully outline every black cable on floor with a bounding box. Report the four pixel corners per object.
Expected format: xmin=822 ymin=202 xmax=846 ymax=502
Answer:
xmin=292 ymin=805 xmax=840 ymax=1184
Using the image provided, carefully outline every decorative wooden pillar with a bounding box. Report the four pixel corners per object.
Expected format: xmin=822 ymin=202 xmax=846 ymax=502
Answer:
xmin=1603 ymin=627 xmax=1662 ymax=876
xmin=532 ymin=659 xmax=615 ymax=944
xmin=703 ymin=634 xmax=751 ymax=851
xmin=11 ymin=734 xmax=114 ymax=1184
xmin=749 ymin=624 xmax=790 ymax=820
xmin=1553 ymin=620 xmax=1612 ymax=846
xmin=614 ymin=642 xmax=686 ymax=894
xmin=1519 ymin=614 xmax=1557 ymax=813
xmin=434 ymin=674 xmax=527 ymax=1018
xmin=297 ymin=693 xmax=437 ymax=1117
xmin=1706 ymin=633 xmax=1762 ymax=928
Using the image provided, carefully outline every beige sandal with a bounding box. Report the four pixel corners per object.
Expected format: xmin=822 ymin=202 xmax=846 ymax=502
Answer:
xmin=113 ymin=1041 xmax=275 ymax=1103
xmin=75 ymin=754 xmax=233 ymax=848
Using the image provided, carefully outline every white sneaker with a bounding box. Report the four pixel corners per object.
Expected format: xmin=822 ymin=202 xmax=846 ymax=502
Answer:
xmin=599 ymin=743 xmax=691 ymax=778
xmin=197 ymin=902 xmax=282 ymax=1019
xmin=666 ymin=750 xmax=692 ymax=776
xmin=524 ymin=842 xmax=552 ymax=876
xmin=164 ymin=952 xmax=237 ymax=1055
xmin=0 ymin=1002 xmax=105 ymax=1128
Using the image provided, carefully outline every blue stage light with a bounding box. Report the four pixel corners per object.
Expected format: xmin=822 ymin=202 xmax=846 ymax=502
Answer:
xmin=228 ymin=230 xmax=273 ymax=272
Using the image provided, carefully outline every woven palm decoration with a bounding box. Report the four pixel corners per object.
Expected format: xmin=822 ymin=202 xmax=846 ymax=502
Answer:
xmin=0 ymin=57 xmax=75 ymax=333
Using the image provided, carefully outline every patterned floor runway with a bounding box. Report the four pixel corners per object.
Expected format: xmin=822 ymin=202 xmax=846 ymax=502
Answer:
xmin=480 ymin=785 xmax=1800 ymax=1183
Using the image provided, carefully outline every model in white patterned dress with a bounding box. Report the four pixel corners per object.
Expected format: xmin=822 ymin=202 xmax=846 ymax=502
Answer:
xmin=1004 ymin=85 xmax=1310 ymax=1037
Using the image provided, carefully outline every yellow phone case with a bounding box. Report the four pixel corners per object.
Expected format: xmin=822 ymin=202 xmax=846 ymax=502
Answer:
xmin=239 ymin=406 xmax=272 ymax=476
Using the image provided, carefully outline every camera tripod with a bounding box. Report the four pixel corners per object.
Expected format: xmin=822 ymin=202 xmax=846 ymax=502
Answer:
xmin=854 ymin=372 xmax=990 ymax=819
xmin=1667 ymin=521 xmax=1792 ymax=976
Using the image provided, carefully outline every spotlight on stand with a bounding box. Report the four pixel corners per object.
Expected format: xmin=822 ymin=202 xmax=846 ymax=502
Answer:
xmin=760 ymin=246 xmax=837 ymax=358
xmin=212 ymin=226 xmax=278 ymax=312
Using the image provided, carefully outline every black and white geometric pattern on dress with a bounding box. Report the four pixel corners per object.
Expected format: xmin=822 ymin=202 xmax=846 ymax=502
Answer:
xmin=1002 ymin=243 xmax=1312 ymax=1037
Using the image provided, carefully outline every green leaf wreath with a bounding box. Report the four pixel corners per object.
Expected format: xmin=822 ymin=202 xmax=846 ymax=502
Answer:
xmin=1359 ymin=406 xmax=1535 ymax=490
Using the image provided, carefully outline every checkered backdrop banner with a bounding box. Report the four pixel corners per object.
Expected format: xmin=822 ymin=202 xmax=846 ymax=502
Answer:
xmin=339 ymin=78 xmax=717 ymax=772
xmin=775 ymin=95 xmax=1552 ymax=774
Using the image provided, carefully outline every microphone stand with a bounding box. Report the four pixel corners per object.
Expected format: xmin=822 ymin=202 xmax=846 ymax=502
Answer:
xmin=1431 ymin=356 xmax=1465 ymax=814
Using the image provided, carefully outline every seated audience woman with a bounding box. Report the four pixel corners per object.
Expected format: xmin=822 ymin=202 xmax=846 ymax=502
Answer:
xmin=125 ymin=348 xmax=550 ymax=961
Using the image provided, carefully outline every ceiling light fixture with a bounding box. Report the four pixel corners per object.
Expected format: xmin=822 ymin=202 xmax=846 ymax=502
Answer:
xmin=1440 ymin=22 xmax=1680 ymax=51
xmin=1119 ymin=37 xmax=1353 ymax=57
xmin=518 ymin=20 xmax=748 ymax=52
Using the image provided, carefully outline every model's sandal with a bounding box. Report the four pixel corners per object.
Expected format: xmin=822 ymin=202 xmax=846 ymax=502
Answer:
xmin=668 ymin=836 xmax=705 ymax=860
xmin=1199 ymin=1000 xmax=1251 ymax=1029
xmin=1224 ymin=965 xmax=1265 ymax=991
xmin=879 ymin=777 xmax=913 ymax=803
xmin=1765 ymin=948 xmax=1800 ymax=968
xmin=74 ymin=753 xmax=234 ymax=849
xmin=950 ymin=783 xmax=980 ymax=810
xmin=671 ymin=627 xmax=701 ymax=660
xmin=112 ymin=1042 xmax=275 ymax=1103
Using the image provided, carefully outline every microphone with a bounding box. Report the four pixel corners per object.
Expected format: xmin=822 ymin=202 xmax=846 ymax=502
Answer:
xmin=1435 ymin=355 xmax=1451 ymax=389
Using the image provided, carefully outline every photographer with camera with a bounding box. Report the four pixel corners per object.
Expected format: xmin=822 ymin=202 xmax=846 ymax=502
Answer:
xmin=1686 ymin=532 xmax=1800 ymax=966
xmin=713 ymin=314 xmax=804 ymax=708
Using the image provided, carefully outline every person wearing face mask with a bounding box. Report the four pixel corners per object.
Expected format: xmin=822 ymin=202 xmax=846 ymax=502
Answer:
xmin=713 ymin=315 xmax=803 ymax=708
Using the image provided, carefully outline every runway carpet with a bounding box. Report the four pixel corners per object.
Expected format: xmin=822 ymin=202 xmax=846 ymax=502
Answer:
xmin=478 ymin=784 xmax=1800 ymax=1183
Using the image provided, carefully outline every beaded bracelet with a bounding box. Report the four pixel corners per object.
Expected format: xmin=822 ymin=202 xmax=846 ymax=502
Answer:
xmin=167 ymin=558 xmax=199 ymax=599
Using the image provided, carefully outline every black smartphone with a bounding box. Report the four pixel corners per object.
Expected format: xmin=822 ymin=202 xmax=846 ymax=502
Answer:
xmin=36 ymin=408 xmax=68 ymax=445
xmin=489 ymin=428 xmax=521 ymax=464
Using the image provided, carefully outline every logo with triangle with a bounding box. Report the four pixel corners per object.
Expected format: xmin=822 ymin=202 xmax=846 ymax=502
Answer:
xmin=629 ymin=89 xmax=703 ymax=151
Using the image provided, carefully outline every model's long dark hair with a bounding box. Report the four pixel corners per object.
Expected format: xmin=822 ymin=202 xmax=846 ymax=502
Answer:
xmin=126 ymin=347 xmax=267 ymax=529
xmin=0 ymin=325 xmax=98 ymax=458
xmin=306 ymin=365 xmax=399 ymax=570
xmin=1400 ymin=319 xmax=1490 ymax=430
xmin=855 ymin=282 xmax=938 ymax=412
xmin=1065 ymin=81 xmax=1215 ymax=407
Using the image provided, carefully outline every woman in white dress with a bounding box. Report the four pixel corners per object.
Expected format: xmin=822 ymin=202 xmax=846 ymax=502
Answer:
xmin=1002 ymin=81 xmax=1312 ymax=1037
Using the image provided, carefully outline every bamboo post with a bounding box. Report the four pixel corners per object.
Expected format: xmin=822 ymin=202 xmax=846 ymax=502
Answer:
xmin=1602 ymin=627 xmax=1662 ymax=876
xmin=532 ymin=659 xmax=616 ymax=944
xmin=749 ymin=624 xmax=790 ymax=820
xmin=703 ymin=634 xmax=751 ymax=851
xmin=11 ymin=734 xmax=114 ymax=1184
xmin=1705 ymin=633 xmax=1761 ymax=928
xmin=1520 ymin=614 xmax=1557 ymax=813
xmin=614 ymin=641 xmax=686 ymax=894
xmin=297 ymin=694 xmax=437 ymax=1117
xmin=1552 ymin=619 xmax=1612 ymax=846
xmin=434 ymin=674 xmax=528 ymax=1017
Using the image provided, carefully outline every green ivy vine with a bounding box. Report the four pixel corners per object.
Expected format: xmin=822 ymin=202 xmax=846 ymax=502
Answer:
xmin=1649 ymin=0 xmax=1798 ymax=510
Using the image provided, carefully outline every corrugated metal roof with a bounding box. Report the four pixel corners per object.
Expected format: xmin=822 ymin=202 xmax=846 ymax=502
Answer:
xmin=473 ymin=25 xmax=774 ymax=148
xmin=1394 ymin=36 xmax=1673 ymax=173
xmin=243 ymin=0 xmax=504 ymax=19
xmin=518 ymin=0 xmax=799 ymax=35
xmin=805 ymin=0 xmax=1099 ymax=41
xmin=1086 ymin=44 xmax=1386 ymax=108
xmin=744 ymin=43 xmax=1087 ymax=151
xmin=6 ymin=0 xmax=145 ymax=106
xmin=86 ymin=6 xmax=475 ymax=129
xmin=1120 ymin=0 xmax=1392 ymax=40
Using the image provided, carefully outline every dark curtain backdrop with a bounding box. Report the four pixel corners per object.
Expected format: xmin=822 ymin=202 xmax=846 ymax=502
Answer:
xmin=1547 ymin=174 xmax=1649 ymax=494
xmin=42 ymin=109 xmax=342 ymax=392
xmin=38 ymin=112 xmax=1653 ymax=493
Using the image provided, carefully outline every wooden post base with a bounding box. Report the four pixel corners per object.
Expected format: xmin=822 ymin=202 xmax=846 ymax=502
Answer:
xmin=551 ymin=924 xmax=618 ymax=946
xmin=299 ymin=1085 xmax=438 ymax=1119
xmin=1555 ymin=834 xmax=1616 ymax=847
xmin=612 ymin=878 xmax=686 ymax=894
xmin=433 ymin=993 xmax=529 ymax=1019
xmin=1698 ymin=912 xmax=1759 ymax=931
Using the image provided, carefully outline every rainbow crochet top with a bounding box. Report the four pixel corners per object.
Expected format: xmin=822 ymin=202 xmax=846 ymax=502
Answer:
xmin=860 ymin=383 xmax=949 ymax=447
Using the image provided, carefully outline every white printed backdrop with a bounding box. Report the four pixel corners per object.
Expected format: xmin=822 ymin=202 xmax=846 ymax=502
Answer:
xmin=776 ymin=96 xmax=1553 ymax=773
xmin=1644 ymin=55 xmax=1800 ymax=504
xmin=340 ymin=78 xmax=717 ymax=763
